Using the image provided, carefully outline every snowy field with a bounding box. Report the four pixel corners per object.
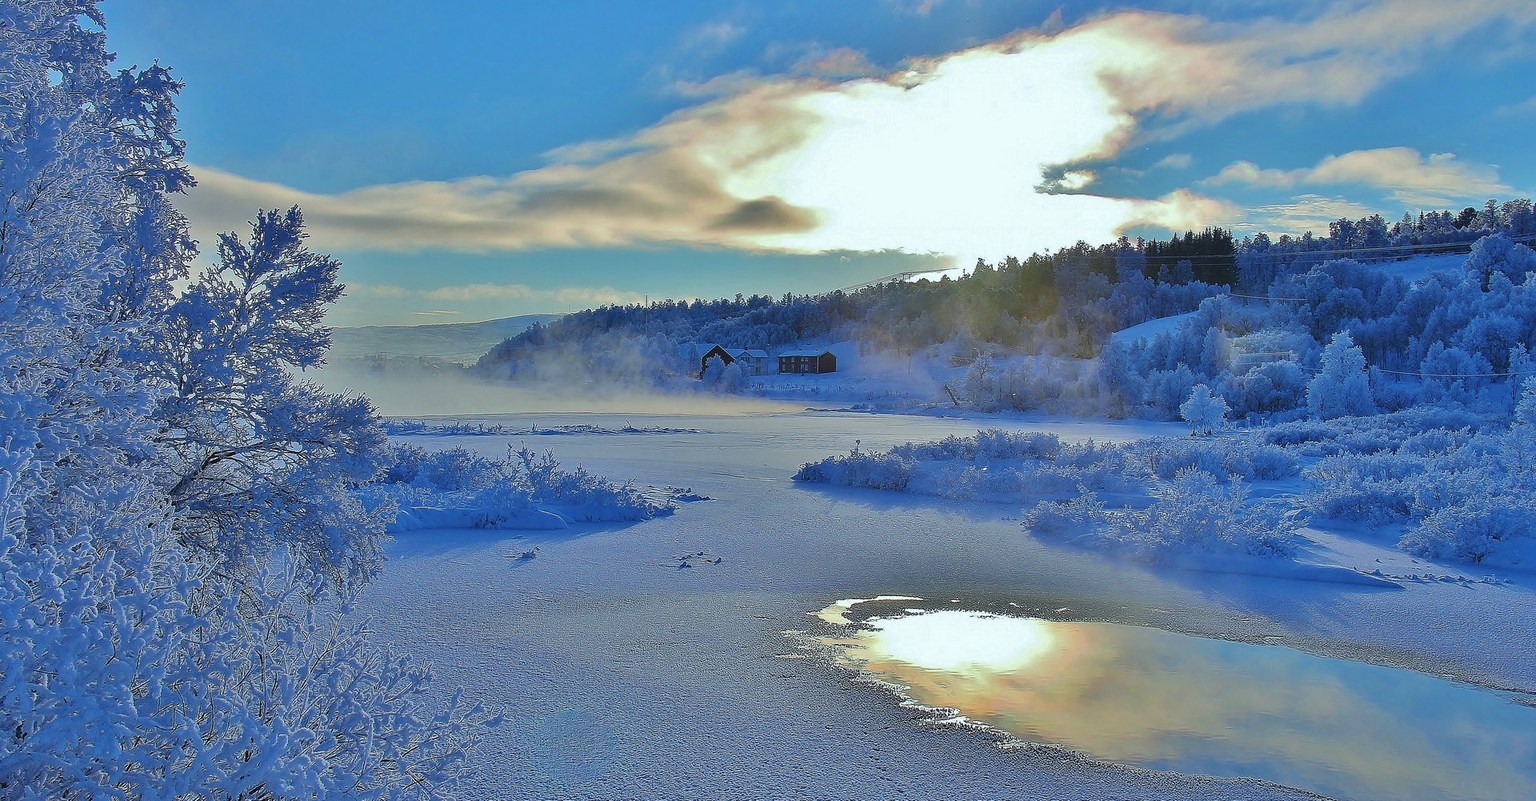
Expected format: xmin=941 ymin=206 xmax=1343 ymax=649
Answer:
xmin=352 ymin=405 xmax=1536 ymax=800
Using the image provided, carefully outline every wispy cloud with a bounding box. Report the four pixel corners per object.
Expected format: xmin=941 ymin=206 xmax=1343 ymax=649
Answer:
xmin=790 ymin=46 xmax=882 ymax=80
xmin=347 ymin=282 xmax=643 ymax=309
xmin=886 ymin=0 xmax=945 ymax=16
xmin=1494 ymin=94 xmax=1536 ymax=117
xmin=1086 ymin=0 xmax=1536 ymax=126
xmin=1235 ymin=194 xmax=1386 ymax=236
xmin=680 ymin=20 xmax=746 ymax=55
xmin=1150 ymin=153 xmax=1192 ymax=171
xmin=422 ymin=283 xmax=644 ymax=306
xmin=178 ymin=1 xmax=1536 ymax=267
xmin=1204 ymin=147 xmax=1510 ymax=206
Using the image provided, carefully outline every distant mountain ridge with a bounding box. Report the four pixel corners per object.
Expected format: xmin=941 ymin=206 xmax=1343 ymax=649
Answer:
xmin=331 ymin=314 xmax=560 ymax=366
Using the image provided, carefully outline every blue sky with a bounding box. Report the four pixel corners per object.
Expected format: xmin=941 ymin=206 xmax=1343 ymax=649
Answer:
xmin=104 ymin=0 xmax=1536 ymax=325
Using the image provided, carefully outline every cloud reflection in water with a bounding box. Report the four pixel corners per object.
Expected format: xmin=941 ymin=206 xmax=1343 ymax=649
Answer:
xmin=821 ymin=608 xmax=1536 ymax=801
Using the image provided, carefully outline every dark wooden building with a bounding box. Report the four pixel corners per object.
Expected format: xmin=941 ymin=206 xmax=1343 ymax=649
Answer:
xmin=777 ymin=349 xmax=836 ymax=374
xmin=698 ymin=344 xmax=735 ymax=377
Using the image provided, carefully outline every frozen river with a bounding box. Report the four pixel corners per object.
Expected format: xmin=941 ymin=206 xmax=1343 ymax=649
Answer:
xmin=354 ymin=406 xmax=1536 ymax=800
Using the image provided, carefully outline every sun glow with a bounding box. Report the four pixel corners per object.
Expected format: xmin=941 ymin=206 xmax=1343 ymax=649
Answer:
xmin=863 ymin=611 xmax=1056 ymax=674
xmin=732 ymin=35 xmax=1142 ymax=260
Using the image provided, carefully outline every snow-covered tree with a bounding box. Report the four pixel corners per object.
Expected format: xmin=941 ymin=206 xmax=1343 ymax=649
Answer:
xmin=1180 ymin=383 xmax=1230 ymax=436
xmin=1306 ymin=331 xmax=1376 ymax=419
xmin=0 ymin=3 xmax=486 ymax=796
xmin=1465 ymin=232 xmax=1536 ymax=288
xmin=148 ymin=207 xmax=393 ymax=591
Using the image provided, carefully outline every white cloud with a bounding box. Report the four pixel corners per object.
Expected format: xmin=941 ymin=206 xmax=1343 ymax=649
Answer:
xmin=1150 ymin=153 xmax=1192 ymax=171
xmin=1126 ymin=188 xmax=1244 ymax=232
xmin=178 ymin=1 xmax=1536 ymax=267
xmin=1204 ymin=147 xmax=1510 ymax=206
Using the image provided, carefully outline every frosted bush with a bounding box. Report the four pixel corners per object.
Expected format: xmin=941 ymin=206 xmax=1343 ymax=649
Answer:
xmin=1400 ymin=498 xmax=1536 ymax=562
xmin=793 ymin=451 xmax=915 ymax=491
xmin=796 ymin=431 xmax=1292 ymax=510
xmin=1020 ymin=489 xmax=1108 ymax=534
xmin=1137 ymin=437 xmax=1298 ymax=482
xmin=1098 ymin=469 xmax=1301 ymax=560
xmin=365 ymin=444 xmax=667 ymax=523
xmin=1020 ymin=469 xmax=1302 ymax=561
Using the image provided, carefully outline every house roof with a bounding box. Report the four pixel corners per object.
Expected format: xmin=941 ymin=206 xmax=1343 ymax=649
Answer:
xmin=732 ymin=349 xmax=769 ymax=358
xmin=778 ymin=348 xmax=833 ymax=357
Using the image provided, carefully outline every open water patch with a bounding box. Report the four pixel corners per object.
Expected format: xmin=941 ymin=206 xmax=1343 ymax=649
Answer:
xmin=811 ymin=598 xmax=1536 ymax=801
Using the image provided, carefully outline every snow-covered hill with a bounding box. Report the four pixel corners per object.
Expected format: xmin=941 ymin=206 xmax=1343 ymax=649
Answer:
xmin=331 ymin=314 xmax=560 ymax=366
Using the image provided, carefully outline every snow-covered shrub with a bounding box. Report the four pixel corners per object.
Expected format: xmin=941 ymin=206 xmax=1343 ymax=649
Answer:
xmin=1098 ymin=469 xmax=1302 ymax=560
xmin=796 ymin=430 xmax=1292 ymax=506
xmin=1138 ymin=437 xmax=1298 ymax=481
xmin=1399 ymin=498 xmax=1536 ymax=563
xmin=1179 ymin=383 xmax=1230 ymax=435
xmin=1022 ymin=469 xmax=1301 ymax=561
xmin=793 ymin=451 xmax=916 ymax=491
xmin=510 ymin=446 xmax=660 ymax=519
xmin=366 ymin=443 xmax=668 ymax=525
xmin=1020 ymin=488 xmax=1109 ymax=534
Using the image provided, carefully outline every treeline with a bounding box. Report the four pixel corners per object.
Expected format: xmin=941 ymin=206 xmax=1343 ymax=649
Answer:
xmin=476 ymin=202 xmax=1536 ymax=380
xmin=1096 ymin=231 xmax=1536 ymax=422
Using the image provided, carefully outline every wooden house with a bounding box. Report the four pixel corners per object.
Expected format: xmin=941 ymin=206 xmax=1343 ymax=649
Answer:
xmin=777 ymin=348 xmax=836 ymax=374
xmin=698 ymin=344 xmax=735 ymax=377
xmin=730 ymin=348 xmax=772 ymax=375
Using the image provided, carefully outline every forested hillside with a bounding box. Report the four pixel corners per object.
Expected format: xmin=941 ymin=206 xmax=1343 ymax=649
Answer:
xmin=476 ymin=202 xmax=1536 ymax=390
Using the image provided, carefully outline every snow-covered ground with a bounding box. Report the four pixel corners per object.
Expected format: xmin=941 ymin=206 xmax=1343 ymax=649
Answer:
xmin=353 ymin=407 xmax=1536 ymax=800
xmin=1111 ymin=310 xmax=1200 ymax=345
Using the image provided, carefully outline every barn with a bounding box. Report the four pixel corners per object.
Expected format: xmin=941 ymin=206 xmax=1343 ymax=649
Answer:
xmin=777 ymin=349 xmax=836 ymax=374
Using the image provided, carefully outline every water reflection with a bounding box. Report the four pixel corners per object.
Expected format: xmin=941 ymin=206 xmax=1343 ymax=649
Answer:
xmin=819 ymin=604 xmax=1536 ymax=801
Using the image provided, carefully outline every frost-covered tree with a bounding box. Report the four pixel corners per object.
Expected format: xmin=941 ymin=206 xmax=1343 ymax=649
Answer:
xmin=1306 ymin=332 xmax=1376 ymax=419
xmin=701 ymin=353 xmax=727 ymax=382
xmin=0 ymin=3 xmax=485 ymax=796
xmin=1465 ymin=232 xmax=1536 ymax=289
xmin=148 ymin=207 xmax=393 ymax=591
xmin=1180 ymin=383 xmax=1230 ymax=436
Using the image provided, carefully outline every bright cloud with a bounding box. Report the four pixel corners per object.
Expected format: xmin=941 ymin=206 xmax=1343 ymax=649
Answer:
xmin=178 ymin=1 xmax=1536 ymax=267
xmin=1206 ymin=147 xmax=1511 ymax=206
